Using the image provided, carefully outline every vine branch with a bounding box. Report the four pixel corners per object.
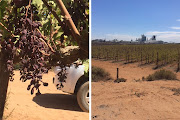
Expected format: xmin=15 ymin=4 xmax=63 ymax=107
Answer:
xmin=49 ymin=18 xmax=57 ymax=50
xmin=41 ymin=0 xmax=63 ymax=26
xmin=0 ymin=22 xmax=15 ymax=37
xmin=35 ymin=28 xmax=55 ymax=53
xmin=55 ymin=0 xmax=80 ymax=44
xmin=42 ymin=0 xmax=88 ymax=57
xmin=25 ymin=0 xmax=32 ymax=19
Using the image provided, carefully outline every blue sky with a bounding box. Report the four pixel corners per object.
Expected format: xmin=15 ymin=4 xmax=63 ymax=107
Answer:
xmin=92 ymin=0 xmax=180 ymax=42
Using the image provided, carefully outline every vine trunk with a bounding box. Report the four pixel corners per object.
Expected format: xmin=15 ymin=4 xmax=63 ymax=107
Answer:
xmin=0 ymin=53 xmax=10 ymax=120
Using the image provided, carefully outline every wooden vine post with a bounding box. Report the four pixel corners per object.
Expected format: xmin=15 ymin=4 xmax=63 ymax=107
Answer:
xmin=117 ymin=68 xmax=119 ymax=80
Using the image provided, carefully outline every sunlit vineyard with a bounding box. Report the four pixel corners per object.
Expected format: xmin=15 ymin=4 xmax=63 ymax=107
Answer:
xmin=92 ymin=44 xmax=180 ymax=71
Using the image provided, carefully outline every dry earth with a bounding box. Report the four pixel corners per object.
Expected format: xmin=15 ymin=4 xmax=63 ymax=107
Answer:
xmin=3 ymin=70 xmax=89 ymax=120
xmin=92 ymin=59 xmax=180 ymax=120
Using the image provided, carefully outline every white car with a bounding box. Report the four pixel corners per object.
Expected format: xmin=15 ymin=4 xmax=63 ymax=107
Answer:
xmin=53 ymin=64 xmax=89 ymax=112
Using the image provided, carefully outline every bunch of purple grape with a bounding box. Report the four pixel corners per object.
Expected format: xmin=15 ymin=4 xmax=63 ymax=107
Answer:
xmin=3 ymin=3 xmax=50 ymax=95
xmin=17 ymin=16 xmax=51 ymax=95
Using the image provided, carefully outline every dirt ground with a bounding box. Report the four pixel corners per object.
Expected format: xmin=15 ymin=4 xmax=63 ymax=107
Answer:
xmin=3 ymin=70 xmax=89 ymax=120
xmin=92 ymin=59 xmax=180 ymax=120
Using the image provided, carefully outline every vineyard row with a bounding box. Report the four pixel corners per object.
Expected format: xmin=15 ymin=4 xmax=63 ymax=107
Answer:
xmin=92 ymin=44 xmax=180 ymax=71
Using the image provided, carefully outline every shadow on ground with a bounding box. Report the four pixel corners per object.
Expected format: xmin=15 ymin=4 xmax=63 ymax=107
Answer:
xmin=33 ymin=93 xmax=82 ymax=112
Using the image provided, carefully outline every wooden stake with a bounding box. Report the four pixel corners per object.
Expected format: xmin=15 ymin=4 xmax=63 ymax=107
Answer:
xmin=117 ymin=68 xmax=119 ymax=80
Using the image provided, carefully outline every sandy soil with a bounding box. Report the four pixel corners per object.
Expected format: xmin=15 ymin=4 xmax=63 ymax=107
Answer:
xmin=3 ymin=71 xmax=89 ymax=120
xmin=92 ymin=59 xmax=180 ymax=120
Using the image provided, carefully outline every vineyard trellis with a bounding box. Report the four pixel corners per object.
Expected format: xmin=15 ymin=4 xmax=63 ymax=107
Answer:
xmin=92 ymin=44 xmax=180 ymax=70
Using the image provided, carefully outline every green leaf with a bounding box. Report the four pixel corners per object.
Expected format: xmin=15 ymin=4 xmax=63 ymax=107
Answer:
xmin=32 ymin=0 xmax=43 ymax=9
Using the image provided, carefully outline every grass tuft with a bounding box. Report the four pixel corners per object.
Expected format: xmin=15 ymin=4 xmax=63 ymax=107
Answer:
xmin=114 ymin=78 xmax=127 ymax=83
xmin=145 ymin=69 xmax=177 ymax=81
xmin=92 ymin=66 xmax=112 ymax=82
xmin=171 ymin=88 xmax=180 ymax=96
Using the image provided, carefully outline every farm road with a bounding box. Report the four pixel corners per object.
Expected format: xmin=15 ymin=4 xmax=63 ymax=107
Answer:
xmin=4 ymin=71 xmax=89 ymax=120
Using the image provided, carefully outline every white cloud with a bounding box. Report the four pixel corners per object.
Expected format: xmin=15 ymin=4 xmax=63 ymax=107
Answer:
xmin=170 ymin=27 xmax=180 ymax=30
xmin=177 ymin=19 xmax=180 ymax=21
xmin=92 ymin=33 xmax=138 ymax=41
xmin=105 ymin=34 xmax=138 ymax=41
xmin=145 ymin=31 xmax=180 ymax=43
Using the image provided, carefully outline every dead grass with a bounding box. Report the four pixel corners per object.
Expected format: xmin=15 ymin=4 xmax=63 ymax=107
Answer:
xmin=92 ymin=66 xmax=112 ymax=82
xmin=134 ymin=92 xmax=146 ymax=97
xmin=114 ymin=78 xmax=127 ymax=83
xmin=171 ymin=88 xmax=180 ymax=96
xmin=145 ymin=69 xmax=177 ymax=81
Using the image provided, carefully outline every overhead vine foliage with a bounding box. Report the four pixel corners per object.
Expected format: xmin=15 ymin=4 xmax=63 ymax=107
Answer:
xmin=0 ymin=0 xmax=89 ymax=95
xmin=32 ymin=0 xmax=89 ymax=56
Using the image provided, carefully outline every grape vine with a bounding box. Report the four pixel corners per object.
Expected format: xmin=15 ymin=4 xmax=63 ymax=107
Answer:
xmin=0 ymin=0 xmax=88 ymax=118
xmin=0 ymin=0 xmax=89 ymax=94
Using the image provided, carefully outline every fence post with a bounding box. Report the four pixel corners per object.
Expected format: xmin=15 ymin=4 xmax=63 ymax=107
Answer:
xmin=117 ymin=68 xmax=119 ymax=80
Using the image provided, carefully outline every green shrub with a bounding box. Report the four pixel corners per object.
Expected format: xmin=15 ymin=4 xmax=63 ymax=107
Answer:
xmin=92 ymin=66 xmax=111 ymax=82
xmin=146 ymin=69 xmax=177 ymax=81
